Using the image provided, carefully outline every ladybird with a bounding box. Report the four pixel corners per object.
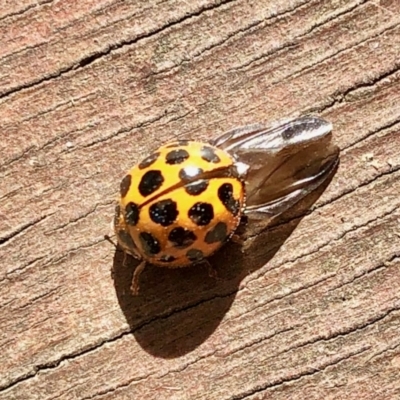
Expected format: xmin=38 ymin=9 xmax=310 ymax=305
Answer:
xmin=111 ymin=115 xmax=339 ymax=294
xmin=113 ymin=140 xmax=249 ymax=294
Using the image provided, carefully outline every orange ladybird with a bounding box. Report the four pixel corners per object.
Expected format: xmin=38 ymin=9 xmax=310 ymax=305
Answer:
xmin=114 ymin=140 xmax=248 ymax=294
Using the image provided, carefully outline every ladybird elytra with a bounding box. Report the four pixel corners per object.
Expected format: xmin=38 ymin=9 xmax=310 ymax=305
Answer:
xmin=115 ymin=141 xmax=247 ymax=277
xmin=120 ymin=141 xmax=236 ymax=206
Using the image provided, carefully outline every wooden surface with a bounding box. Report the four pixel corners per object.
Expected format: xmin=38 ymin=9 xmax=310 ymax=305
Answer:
xmin=1 ymin=0 xmax=400 ymax=399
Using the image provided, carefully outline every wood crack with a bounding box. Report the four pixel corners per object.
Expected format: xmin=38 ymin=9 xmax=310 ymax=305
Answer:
xmin=327 ymin=254 xmax=399 ymax=293
xmin=79 ymin=111 xmax=169 ymax=150
xmin=308 ymin=61 xmax=400 ymax=115
xmin=289 ymin=22 xmax=400 ymax=93
xmin=44 ymin=201 xmax=114 ymax=235
xmin=275 ymin=307 xmax=400 ymax=361
xmin=231 ymin=309 xmax=400 ymax=399
xmin=0 ymin=214 xmax=50 ymax=245
xmin=228 ymin=0 xmax=370 ymax=72
xmin=0 ymin=0 xmax=239 ymax=100
xmin=232 ymin=346 xmax=370 ymax=399
xmin=0 ymin=0 xmax=54 ymax=23
xmin=156 ymin=0 xmax=312 ymax=72
xmin=18 ymin=286 xmax=61 ymax=310
xmin=276 ymin=204 xmax=399 ymax=267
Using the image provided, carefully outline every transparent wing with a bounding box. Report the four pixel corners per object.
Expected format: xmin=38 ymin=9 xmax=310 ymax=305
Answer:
xmin=212 ymin=115 xmax=339 ymax=219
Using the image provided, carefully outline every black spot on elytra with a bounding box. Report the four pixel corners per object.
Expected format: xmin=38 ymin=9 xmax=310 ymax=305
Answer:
xmin=201 ymin=146 xmax=221 ymax=163
xmin=158 ymin=255 xmax=177 ymax=263
xmin=120 ymin=174 xmax=132 ymax=198
xmin=165 ymin=149 xmax=190 ymax=165
xmin=179 ymin=166 xmax=203 ymax=182
xmin=188 ymin=202 xmax=214 ymax=226
xmin=186 ymin=248 xmax=204 ymax=262
xmin=218 ymin=182 xmax=240 ymax=216
xmin=125 ymin=202 xmax=140 ymax=226
xmin=139 ymin=232 xmax=161 ymax=255
xmin=138 ymin=152 xmax=160 ymax=170
xmin=117 ymin=230 xmax=136 ymax=250
xmin=185 ymin=180 xmax=209 ymax=196
xmin=138 ymin=170 xmax=164 ymax=197
xmin=166 ymin=140 xmax=189 ymax=148
xmin=149 ymin=199 xmax=178 ymax=226
xmin=168 ymin=227 xmax=197 ymax=249
xmin=205 ymin=222 xmax=228 ymax=244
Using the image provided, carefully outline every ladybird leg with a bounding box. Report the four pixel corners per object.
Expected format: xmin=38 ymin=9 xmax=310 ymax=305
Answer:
xmin=105 ymin=235 xmax=133 ymax=266
xmin=204 ymin=259 xmax=221 ymax=281
xmin=104 ymin=234 xmax=118 ymax=248
xmin=230 ymin=234 xmax=244 ymax=245
xmin=122 ymin=252 xmax=130 ymax=267
xmin=130 ymin=260 xmax=147 ymax=295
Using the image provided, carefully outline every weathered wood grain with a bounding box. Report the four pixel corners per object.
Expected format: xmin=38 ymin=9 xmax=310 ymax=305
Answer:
xmin=1 ymin=0 xmax=399 ymax=399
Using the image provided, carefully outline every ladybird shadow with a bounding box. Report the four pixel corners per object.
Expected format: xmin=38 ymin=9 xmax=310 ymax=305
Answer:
xmin=112 ymin=171 xmax=336 ymax=359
